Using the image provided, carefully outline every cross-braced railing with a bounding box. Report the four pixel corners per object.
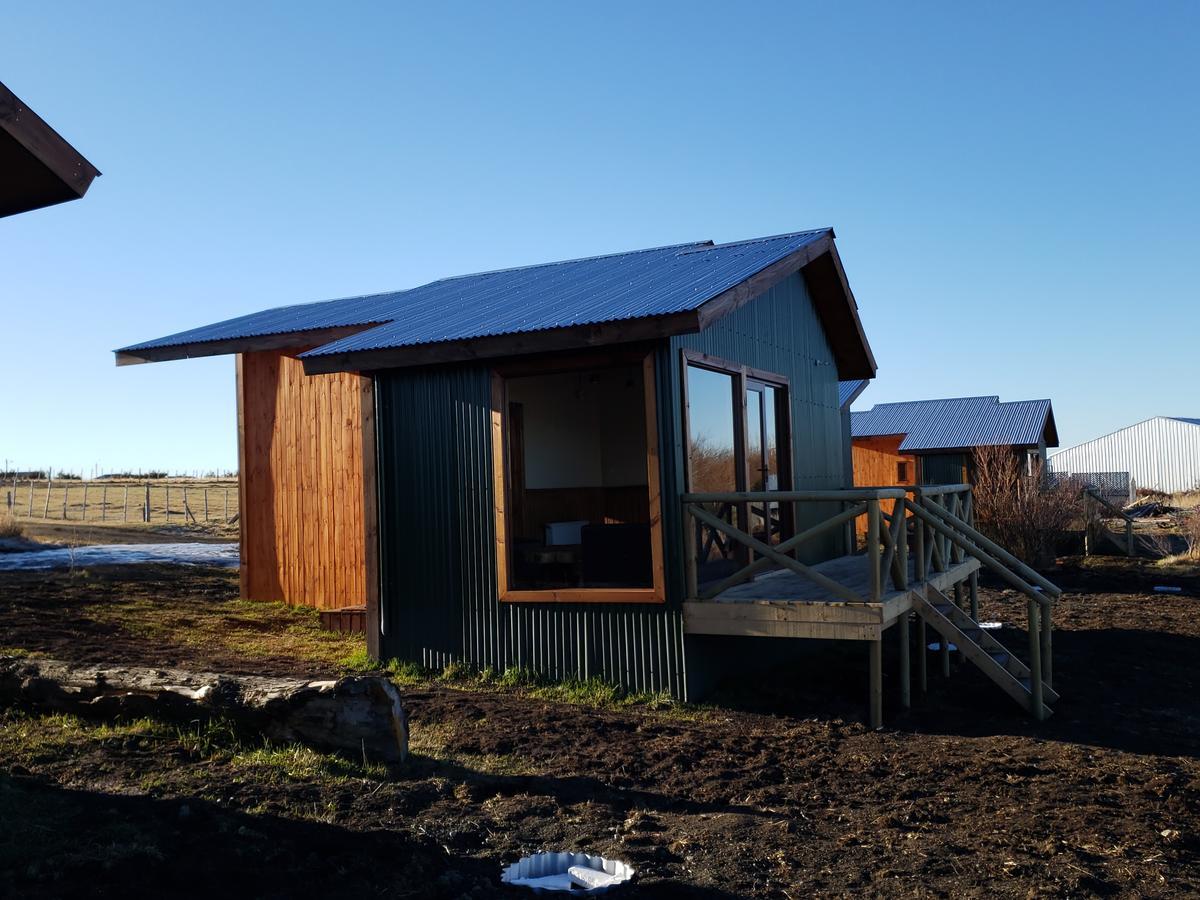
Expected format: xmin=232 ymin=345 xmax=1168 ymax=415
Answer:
xmin=682 ymin=483 xmax=1062 ymax=718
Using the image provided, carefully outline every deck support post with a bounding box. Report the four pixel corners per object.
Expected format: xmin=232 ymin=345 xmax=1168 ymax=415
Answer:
xmin=968 ymin=571 xmax=979 ymax=621
xmin=869 ymin=638 xmax=883 ymax=729
xmin=917 ymin=617 xmax=927 ymax=693
xmin=941 ymin=634 xmax=951 ymax=678
xmin=1028 ymin=597 xmax=1046 ymax=721
xmin=898 ymin=616 xmax=910 ymax=708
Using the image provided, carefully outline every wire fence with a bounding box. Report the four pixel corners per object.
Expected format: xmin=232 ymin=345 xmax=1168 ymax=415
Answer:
xmin=2 ymin=479 xmax=240 ymax=525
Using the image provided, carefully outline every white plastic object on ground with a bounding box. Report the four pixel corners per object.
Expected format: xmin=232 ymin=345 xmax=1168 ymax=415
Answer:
xmin=501 ymin=851 xmax=634 ymax=893
xmin=1154 ymin=586 xmax=1184 ymax=593
xmin=568 ymin=866 xmax=624 ymax=889
xmin=979 ymin=621 xmax=1003 ymax=630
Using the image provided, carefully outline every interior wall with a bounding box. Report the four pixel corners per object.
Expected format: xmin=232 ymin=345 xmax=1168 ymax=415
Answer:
xmin=507 ymin=366 xmax=647 ymax=490
xmin=239 ymin=349 xmax=367 ymax=610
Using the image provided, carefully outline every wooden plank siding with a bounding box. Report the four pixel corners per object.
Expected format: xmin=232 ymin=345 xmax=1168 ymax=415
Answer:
xmin=850 ymin=435 xmax=916 ymax=538
xmin=238 ymin=349 xmax=368 ymax=610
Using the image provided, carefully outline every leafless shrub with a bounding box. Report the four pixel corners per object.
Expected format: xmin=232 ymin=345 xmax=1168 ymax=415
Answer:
xmin=1182 ymin=509 xmax=1200 ymax=559
xmin=0 ymin=515 xmax=24 ymax=539
xmin=971 ymin=445 xmax=1083 ymax=567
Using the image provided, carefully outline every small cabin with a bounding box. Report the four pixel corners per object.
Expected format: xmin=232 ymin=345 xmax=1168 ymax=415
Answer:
xmin=851 ymin=395 xmax=1059 ymax=488
xmin=119 ymin=231 xmax=1062 ymax=724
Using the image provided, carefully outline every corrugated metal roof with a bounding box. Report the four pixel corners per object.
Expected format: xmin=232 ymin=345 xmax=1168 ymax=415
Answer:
xmin=851 ymin=396 xmax=1055 ymax=451
xmin=838 ymin=379 xmax=870 ymax=408
xmin=118 ymin=230 xmax=830 ymax=355
xmin=1169 ymin=417 xmax=1200 ymax=427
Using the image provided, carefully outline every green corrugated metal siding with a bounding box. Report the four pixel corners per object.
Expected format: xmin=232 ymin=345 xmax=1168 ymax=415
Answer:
xmin=373 ymin=270 xmax=847 ymax=700
xmin=374 ymin=364 xmax=688 ymax=696
xmin=920 ymin=453 xmax=967 ymax=484
xmin=667 ymin=272 xmax=846 ymax=562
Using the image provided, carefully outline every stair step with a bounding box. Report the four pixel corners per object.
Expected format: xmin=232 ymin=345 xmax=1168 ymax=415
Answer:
xmin=933 ymin=603 xmax=953 ymax=614
xmin=964 ymin=629 xmax=982 ymax=640
xmin=988 ymin=651 xmax=1010 ymax=666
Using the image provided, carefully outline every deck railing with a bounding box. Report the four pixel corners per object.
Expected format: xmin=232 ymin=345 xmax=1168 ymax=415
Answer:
xmin=682 ymin=483 xmax=1061 ymax=713
xmin=681 ymin=488 xmax=909 ymax=604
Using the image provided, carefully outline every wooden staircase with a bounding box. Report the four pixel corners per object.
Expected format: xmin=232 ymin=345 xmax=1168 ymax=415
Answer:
xmin=912 ymin=586 xmax=1056 ymax=719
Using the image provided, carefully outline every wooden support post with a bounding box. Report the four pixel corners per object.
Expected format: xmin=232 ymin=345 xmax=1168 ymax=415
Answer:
xmin=61 ymin=486 xmax=67 ymax=520
xmin=101 ymin=485 xmax=107 ymax=521
xmin=1041 ymin=599 xmax=1053 ymax=690
xmin=165 ymin=484 xmax=170 ymax=520
xmin=203 ymin=488 xmax=209 ymax=522
xmin=43 ymin=480 xmax=51 ymax=519
xmin=969 ymin=571 xmax=979 ymax=620
xmin=867 ymin=499 xmax=881 ymax=602
xmin=941 ymin=633 xmax=951 ymax=678
xmin=683 ymin=506 xmax=698 ymax=600
xmin=144 ymin=483 xmax=150 ymax=522
xmin=81 ymin=484 xmax=88 ymax=521
xmin=918 ymin=617 xmax=927 ymax=693
xmin=869 ymin=638 xmax=883 ymax=730
xmin=27 ymin=481 xmax=34 ymax=518
xmin=224 ymin=488 xmax=229 ymax=521
xmin=1028 ymin=597 xmax=1046 ymax=721
xmin=953 ymin=581 xmax=965 ymax=612
xmin=913 ymin=499 xmax=926 ymax=582
xmin=123 ymin=485 xmax=129 ymax=523
xmin=898 ymin=615 xmax=911 ymax=709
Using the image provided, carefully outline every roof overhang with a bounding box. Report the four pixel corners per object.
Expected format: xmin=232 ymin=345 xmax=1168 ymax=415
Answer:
xmin=114 ymin=324 xmax=380 ymax=366
xmin=300 ymin=233 xmax=878 ymax=378
xmin=0 ymin=81 xmax=100 ymax=218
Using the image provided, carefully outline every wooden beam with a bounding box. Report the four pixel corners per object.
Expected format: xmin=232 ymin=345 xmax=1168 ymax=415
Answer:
xmin=694 ymin=234 xmax=834 ymax=331
xmin=0 ymin=80 xmax=100 ymax=218
xmin=234 ymin=354 xmax=249 ymax=600
xmin=360 ymin=375 xmax=381 ymax=659
xmin=301 ymin=311 xmax=702 ymax=375
xmin=643 ymin=352 xmax=667 ymax=603
xmin=115 ymin=325 xmax=380 ymax=366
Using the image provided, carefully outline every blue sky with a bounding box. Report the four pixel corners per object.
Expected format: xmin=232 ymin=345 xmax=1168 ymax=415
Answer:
xmin=2 ymin=1 xmax=1197 ymax=474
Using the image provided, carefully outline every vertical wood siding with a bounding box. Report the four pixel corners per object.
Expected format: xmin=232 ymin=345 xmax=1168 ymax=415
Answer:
xmin=240 ymin=349 xmax=367 ymax=610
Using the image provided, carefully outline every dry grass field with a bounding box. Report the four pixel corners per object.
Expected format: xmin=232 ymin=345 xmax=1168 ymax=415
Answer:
xmin=3 ymin=478 xmax=239 ymax=527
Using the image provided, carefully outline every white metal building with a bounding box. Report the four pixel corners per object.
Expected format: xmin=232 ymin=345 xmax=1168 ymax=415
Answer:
xmin=1048 ymin=416 xmax=1200 ymax=494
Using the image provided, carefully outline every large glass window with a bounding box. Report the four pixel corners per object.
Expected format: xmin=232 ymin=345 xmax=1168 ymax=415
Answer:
xmin=493 ymin=354 xmax=664 ymax=603
xmin=683 ymin=352 xmax=791 ymax=586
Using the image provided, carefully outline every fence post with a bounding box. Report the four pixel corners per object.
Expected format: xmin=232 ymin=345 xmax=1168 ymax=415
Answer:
xmin=27 ymin=480 xmax=34 ymax=518
xmin=165 ymin=484 xmax=170 ymax=521
xmin=203 ymin=489 xmax=209 ymax=522
xmin=123 ymin=485 xmax=129 ymax=523
xmin=101 ymin=485 xmax=107 ymax=521
xmin=61 ymin=485 xmax=68 ymax=520
xmin=82 ymin=484 xmax=88 ymax=521
xmin=224 ymin=488 xmax=229 ymax=521
xmin=43 ymin=479 xmax=52 ymax=519
xmin=144 ymin=483 xmax=150 ymax=522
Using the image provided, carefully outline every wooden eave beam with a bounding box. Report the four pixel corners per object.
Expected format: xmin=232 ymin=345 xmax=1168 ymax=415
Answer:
xmin=300 ymin=310 xmax=701 ymax=375
xmin=0 ymin=81 xmax=100 ymax=218
xmin=114 ymin=325 xmax=382 ymax=366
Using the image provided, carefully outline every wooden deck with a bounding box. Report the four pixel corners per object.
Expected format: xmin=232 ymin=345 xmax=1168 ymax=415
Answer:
xmin=683 ymin=555 xmax=981 ymax=640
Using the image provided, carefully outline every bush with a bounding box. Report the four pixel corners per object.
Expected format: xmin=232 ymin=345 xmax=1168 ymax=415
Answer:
xmin=0 ymin=516 xmax=24 ymax=539
xmin=971 ymin=446 xmax=1082 ymax=567
xmin=1182 ymin=509 xmax=1200 ymax=559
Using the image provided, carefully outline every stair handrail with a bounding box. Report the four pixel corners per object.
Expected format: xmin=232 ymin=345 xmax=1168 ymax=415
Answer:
xmin=906 ymin=491 xmax=1059 ymax=690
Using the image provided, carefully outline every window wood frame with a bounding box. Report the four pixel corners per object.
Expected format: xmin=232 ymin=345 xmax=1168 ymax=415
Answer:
xmin=491 ymin=351 xmax=665 ymax=604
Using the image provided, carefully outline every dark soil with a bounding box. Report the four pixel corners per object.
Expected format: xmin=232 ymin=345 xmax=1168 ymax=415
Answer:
xmin=2 ymin=559 xmax=1200 ymax=897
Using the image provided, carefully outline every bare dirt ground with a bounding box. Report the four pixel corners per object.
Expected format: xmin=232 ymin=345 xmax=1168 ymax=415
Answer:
xmin=2 ymin=559 xmax=1199 ymax=898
